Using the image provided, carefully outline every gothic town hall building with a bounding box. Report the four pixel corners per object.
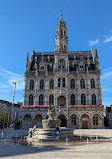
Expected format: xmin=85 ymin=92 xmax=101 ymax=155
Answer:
xmin=21 ymin=14 xmax=104 ymax=129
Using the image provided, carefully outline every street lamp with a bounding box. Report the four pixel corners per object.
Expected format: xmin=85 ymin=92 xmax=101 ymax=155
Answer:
xmin=11 ymin=81 xmax=20 ymax=123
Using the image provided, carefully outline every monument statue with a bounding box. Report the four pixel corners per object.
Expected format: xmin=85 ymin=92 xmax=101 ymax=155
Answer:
xmin=42 ymin=103 xmax=61 ymax=128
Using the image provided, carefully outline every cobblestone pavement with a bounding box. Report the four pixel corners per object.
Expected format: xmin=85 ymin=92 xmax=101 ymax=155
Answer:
xmin=0 ymin=128 xmax=112 ymax=159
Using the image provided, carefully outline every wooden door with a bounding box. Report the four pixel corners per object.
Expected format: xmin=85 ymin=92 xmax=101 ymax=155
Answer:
xmin=82 ymin=121 xmax=88 ymax=129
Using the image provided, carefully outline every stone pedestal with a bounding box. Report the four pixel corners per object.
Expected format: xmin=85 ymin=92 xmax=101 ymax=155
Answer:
xmin=42 ymin=106 xmax=61 ymax=128
xmin=42 ymin=119 xmax=61 ymax=129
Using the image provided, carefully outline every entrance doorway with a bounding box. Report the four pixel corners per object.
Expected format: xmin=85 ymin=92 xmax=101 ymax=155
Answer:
xmin=81 ymin=114 xmax=89 ymax=129
xmin=58 ymin=114 xmax=66 ymax=127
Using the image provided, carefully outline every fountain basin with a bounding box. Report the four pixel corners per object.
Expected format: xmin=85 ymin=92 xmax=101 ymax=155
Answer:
xmin=27 ymin=128 xmax=74 ymax=142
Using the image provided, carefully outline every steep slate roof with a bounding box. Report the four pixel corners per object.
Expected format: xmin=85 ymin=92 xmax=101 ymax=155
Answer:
xmin=28 ymin=50 xmax=96 ymax=73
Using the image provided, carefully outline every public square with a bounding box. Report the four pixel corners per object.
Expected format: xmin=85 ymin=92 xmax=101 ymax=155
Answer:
xmin=0 ymin=128 xmax=112 ymax=159
xmin=0 ymin=0 xmax=112 ymax=159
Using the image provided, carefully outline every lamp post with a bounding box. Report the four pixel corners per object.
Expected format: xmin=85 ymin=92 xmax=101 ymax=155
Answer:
xmin=11 ymin=81 xmax=20 ymax=123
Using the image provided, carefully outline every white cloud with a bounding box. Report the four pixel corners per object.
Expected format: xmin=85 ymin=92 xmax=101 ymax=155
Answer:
xmin=101 ymin=70 xmax=112 ymax=79
xmin=102 ymin=67 xmax=112 ymax=72
xmin=103 ymin=35 xmax=112 ymax=43
xmin=0 ymin=84 xmax=8 ymax=88
xmin=0 ymin=67 xmax=24 ymax=92
xmin=101 ymin=67 xmax=112 ymax=106
xmin=88 ymin=39 xmax=99 ymax=46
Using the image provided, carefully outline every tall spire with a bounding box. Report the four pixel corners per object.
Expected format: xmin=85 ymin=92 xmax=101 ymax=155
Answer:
xmin=55 ymin=13 xmax=68 ymax=53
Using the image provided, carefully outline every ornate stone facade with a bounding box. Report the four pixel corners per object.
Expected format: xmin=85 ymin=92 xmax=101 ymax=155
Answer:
xmin=21 ymin=14 xmax=104 ymax=129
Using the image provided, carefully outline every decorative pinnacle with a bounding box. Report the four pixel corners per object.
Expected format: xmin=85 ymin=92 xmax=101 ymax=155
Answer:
xmin=33 ymin=49 xmax=35 ymax=54
xmin=26 ymin=52 xmax=29 ymax=65
xmin=60 ymin=12 xmax=63 ymax=20
xmin=91 ymin=47 xmax=93 ymax=52
xmin=95 ymin=49 xmax=98 ymax=57
xmin=27 ymin=52 xmax=29 ymax=60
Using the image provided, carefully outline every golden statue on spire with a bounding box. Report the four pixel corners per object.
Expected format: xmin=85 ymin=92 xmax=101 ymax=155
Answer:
xmin=60 ymin=11 xmax=63 ymax=20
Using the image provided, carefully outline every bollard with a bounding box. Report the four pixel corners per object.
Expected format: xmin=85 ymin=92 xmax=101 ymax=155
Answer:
xmin=41 ymin=140 xmax=43 ymax=146
xmin=96 ymin=136 xmax=98 ymax=143
xmin=87 ymin=138 xmax=89 ymax=144
xmin=65 ymin=137 xmax=68 ymax=145
xmin=1 ymin=132 xmax=3 ymax=139
xmin=80 ymin=132 xmax=82 ymax=141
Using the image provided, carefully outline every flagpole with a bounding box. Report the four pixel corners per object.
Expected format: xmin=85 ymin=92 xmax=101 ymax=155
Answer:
xmin=11 ymin=81 xmax=20 ymax=124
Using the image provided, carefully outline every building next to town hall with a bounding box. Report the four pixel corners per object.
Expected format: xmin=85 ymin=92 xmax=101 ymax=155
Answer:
xmin=20 ymin=13 xmax=104 ymax=129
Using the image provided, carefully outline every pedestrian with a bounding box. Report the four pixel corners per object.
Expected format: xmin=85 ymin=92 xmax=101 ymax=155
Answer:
xmin=56 ymin=125 xmax=59 ymax=135
xmin=59 ymin=126 xmax=61 ymax=133
xmin=32 ymin=125 xmax=36 ymax=135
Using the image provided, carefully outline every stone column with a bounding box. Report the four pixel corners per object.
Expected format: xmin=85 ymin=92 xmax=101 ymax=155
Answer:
xmin=89 ymin=116 xmax=92 ymax=129
xmin=79 ymin=117 xmax=81 ymax=128
xmin=54 ymin=96 xmax=57 ymax=108
xmin=86 ymin=93 xmax=89 ymax=105
xmin=34 ymin=90 xmax=38 ymax=105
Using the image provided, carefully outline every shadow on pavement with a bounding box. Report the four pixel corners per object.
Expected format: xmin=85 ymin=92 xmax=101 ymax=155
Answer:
xmin=0 ymin=140 xmax=68 ymax=157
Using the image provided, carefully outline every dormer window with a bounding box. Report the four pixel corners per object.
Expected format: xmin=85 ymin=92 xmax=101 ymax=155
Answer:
xmin=58 ymin=78 xmax=61 ymax=87
xmin=64 ymin=45 xmax=66 ymax=50
xmin=41 ymin=66 xmax=44 ymax=70
xmin=80 ymin=65 xmax=84 ymax=71
xmin=58 ymin=59 xmax=65 ymax=69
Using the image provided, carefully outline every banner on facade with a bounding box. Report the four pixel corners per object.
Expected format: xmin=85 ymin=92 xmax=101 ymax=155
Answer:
xmin=82 ymin=118 xmax=88 ymax=121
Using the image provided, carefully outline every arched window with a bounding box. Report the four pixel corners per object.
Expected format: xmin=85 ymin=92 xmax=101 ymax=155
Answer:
xmin=70 ymin=79 xmax=75 ymax=89
xmin=50 ymin=79 xmax=54 ymax=89
xmin=92 ymin=94 xmax=96 ymax=105
xmin=58 ymin=78 xmax=61 ymax=87
xmin=80 ymin=78 xmax=85 ymax=89
xmin=64 ymin=45 xmax=66 ymax=50
xmin=60 ymin=30 xmax=63 ymax=38
xmin=30 ymin=80 xmax=34 ymax=90
xmin=39 ymin=94 xmax=44 ymax=105
xmin=41 ymin=66 xmax=44 ymax=70
xmin=40 ymin=79 xmax=44 ymax=89
xmin=71 ymin=115 xmax=76 ymax=125
xmin=49 ymin=94 xmax=54 ymax=105
xmin=81 ymin=94 xmax=86 ymax=105
xmin=93 ymin=116 xmax=98 ymax=125
xmin=62 ymin=78 xmax=65 ymax=87
xmin=29 ymin=95 xmax=33 ymax=105
xmin=91 ymin=78 xmax=95 ymax=88
xmin=71 ymin=94 xmax=75 ymax=105
xmin=64 ymin=31 xmax=66 ymax=36
xmin=80 ymin=65 xmax=84 ymax=71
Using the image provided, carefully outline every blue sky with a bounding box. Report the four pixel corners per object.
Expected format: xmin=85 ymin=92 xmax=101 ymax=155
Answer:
xmin=0 ymin=0 xmax=112 ymax=106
